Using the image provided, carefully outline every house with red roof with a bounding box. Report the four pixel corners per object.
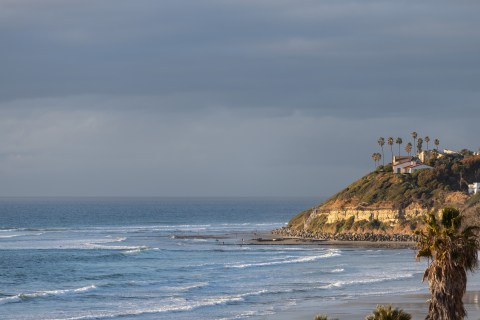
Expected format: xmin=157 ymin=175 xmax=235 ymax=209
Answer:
xmin=392 ymin=155 xmax=432 ymax=174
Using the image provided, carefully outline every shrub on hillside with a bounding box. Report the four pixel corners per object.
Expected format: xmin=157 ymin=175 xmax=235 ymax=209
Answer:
xmin=365 ymin=305 xmax=411 ymax=320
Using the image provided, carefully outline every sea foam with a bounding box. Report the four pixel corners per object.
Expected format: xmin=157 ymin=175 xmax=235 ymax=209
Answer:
xmin=226 ymin=249 xmax=341 ymax=269
xmin=0 ymin=285 xmax=97 ymax=305
xmin=45 ymin=290 xmax=272 ymax=320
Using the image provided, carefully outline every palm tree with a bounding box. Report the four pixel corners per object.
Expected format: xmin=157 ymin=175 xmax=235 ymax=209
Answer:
xmin=387 ymin=137 xmax=394 ymax=163
xmin=372 ymin=153 xmax=377 ymax=169
xmin=417 ymin=138 xmax=423 ymax=155
xmin=365 ymin=305 xmax=411 ymax=320
xmin=434 ymin=138 xmax=440 ymax=150
xmin=416 ymin=207 xmax=480 ymax=320
xmin=425 ymin=136 xmax=430 ymax=151
xmin=371 ymin=153 xmax=381 ymax=169
xmin=405 ymin=142 xmax=412 ymax=156
xmin=411 ymin=132 xmax=417 ymax=155
xmin=395 ymin=137 xmax=402 ymax=156
xmin=378 ymin=137 xmax=385 ymax=166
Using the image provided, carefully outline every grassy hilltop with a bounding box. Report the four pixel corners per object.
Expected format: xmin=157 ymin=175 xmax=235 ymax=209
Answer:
xmin=288 ymin=152 xmax=480 ymax=234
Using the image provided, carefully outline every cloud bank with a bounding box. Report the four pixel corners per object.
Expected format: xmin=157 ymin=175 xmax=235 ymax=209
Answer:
xmin=0 ymin=1 xmax=479 ymax=196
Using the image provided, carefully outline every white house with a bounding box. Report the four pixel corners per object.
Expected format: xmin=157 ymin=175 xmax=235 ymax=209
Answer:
xmin=443 ymin=149 xmax=459 ymax=155
xmin=392 ymin=155 xmax=433 ymax=174
xmin=392 ymin=156 xmax=416 ymax=174
xmin=468 ymin=183 xmax=480 ymax=194
xmin=393 ymin=160 xmax=416 ymax=174
xmin=402 ymin=163 xmax=433 ymax=174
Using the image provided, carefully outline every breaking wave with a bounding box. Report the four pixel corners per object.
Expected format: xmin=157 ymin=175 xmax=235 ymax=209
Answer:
xmin=0 ymin=285 xmax=97 ymax=305
xmin=226 ymin=249 xmax=341 ymax=269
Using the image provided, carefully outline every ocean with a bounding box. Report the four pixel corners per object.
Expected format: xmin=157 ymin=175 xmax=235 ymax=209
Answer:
xmin=1 ymin=197 xmax=478 ymax=320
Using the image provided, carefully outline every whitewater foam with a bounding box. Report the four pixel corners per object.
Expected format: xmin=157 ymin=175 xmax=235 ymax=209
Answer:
xmin=227 ymin=249 xmax=341 ymax=268
xmin=320 ymin=272 xmax=415 ymax=289
xmin=46 ymin=290 xmax=270 ymax=320
xmin=121 ymin=247 xmax=157 ymax=254
xmin=0 ymin=285 xmax=97 ymax=305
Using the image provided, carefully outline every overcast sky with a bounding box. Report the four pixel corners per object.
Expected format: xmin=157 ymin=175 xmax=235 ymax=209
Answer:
xmin=1 ymin=0 xmax=479 ymax=197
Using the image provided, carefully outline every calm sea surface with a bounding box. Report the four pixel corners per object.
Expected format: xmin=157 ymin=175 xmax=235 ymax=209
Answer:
xmin=1 ymin=197 xmax=478 ymax=320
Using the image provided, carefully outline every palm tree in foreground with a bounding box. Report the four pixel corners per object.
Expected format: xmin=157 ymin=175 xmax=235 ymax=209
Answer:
xmin=434 ymin=138 xmax=440 ymax=150
xmin=416 ymin=207 xmax=480 ymax=320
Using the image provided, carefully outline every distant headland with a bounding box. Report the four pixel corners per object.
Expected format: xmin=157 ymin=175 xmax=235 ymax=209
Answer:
xmin=274 ymin=133 xmax=480 ymax=241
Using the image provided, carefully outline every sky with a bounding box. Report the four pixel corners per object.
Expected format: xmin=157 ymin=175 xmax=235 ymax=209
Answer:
xmin=1 ymin=0 xmax=479 ymax=197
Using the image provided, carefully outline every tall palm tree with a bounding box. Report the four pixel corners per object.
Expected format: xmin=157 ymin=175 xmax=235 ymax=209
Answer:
xmin=378 ymin=137 xmax=385 ymax=166
xmin=387 ymin=137 xmax=394 ymax=163
xmin=416 ymin=207 xmax=480 ymax=320
xmin=417 ymin=137 xmax=423 ymax=155
xmin=371 ymin=153 xmax=381 ymax=169
xmin=405 ymin=142 xmax=412 ymax=156
xmin=434 ymin=138 xmax=440 ymax=150
xmin=395 ymin=137 xmax=402 ymax=156
xmin=411 ymin=132 xmax=417 ymax=155
xmin=425 ymin=136 xmax=430 ymax=151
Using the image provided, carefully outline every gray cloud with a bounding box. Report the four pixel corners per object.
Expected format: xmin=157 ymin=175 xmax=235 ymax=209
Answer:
xmin=0 ymin=1 xmax=479 ymax=196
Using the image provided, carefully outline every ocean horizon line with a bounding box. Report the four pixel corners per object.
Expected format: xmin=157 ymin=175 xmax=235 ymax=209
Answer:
xmin=0 ymin=195 xmax=324 ymax=200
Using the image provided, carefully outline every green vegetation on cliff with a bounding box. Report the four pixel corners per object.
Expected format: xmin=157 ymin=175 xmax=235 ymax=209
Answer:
xmin=327 ymin=154 xmax=480 ymax=208
xmin=289 ymin=153 xmax=480 ymax=234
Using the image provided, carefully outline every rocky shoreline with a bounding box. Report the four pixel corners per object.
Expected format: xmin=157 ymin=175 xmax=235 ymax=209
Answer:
xmin=272 ymin=226 xmax=419 ymax=242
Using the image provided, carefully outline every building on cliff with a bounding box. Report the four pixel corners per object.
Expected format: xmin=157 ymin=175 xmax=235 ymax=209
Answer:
xmin=418 ymin=149 xmax=444 ymax=162
xmin=392 ymin=155 xmax=433 ymax=174
xmin=468 ymin=182 xmax=480 ymax=194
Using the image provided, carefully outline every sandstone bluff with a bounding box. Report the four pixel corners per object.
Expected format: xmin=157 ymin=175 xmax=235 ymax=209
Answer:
xmin=277 ymin=152 xmax=480 ymax=241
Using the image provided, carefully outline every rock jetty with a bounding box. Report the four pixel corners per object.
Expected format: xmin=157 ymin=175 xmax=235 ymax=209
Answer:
xmin=272 ymin=226 xmax=418 ymax=242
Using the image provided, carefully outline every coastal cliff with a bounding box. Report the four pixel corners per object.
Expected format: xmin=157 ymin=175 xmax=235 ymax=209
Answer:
xmin=282 ymin=153 xmax=480 ymax=237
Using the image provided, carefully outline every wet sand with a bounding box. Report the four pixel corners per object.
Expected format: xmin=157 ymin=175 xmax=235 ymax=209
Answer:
xmin=266 ymin=291 xmax=480 ymax=320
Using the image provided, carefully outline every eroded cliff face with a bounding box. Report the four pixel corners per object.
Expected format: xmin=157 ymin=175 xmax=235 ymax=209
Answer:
xmin=310 ymin=205 xmax=426 ymax=225
xmin=295 ymin=192 xmax=469 ymax=233
xmin=303 ymin=203 xmax=428 ymax=230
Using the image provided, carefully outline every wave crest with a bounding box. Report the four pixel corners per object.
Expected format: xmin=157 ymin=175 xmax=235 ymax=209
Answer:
xmin=0 ymin=285 xmax=97 ymax=305
xmin=226 ymin=249 xmax=341 ymax=269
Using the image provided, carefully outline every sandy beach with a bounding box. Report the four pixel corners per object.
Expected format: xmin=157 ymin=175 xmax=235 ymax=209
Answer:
xmin=266 ymin=291 xmax=480 ymax=320
xmin=246 ymin=232 xmax=480 ymax=320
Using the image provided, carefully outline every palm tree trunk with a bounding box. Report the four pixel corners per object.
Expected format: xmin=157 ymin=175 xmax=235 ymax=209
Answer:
xmin=425 ymin=262 xmax=467 ymax=320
